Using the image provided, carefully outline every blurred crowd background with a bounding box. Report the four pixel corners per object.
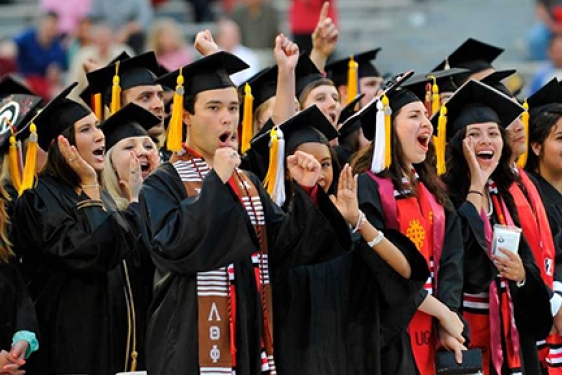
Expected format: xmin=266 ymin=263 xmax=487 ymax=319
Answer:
xmin=0 ymin=0 xmax=558 ymax=102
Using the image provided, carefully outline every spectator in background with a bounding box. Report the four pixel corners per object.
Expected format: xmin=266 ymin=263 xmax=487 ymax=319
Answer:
xmin=67 ymin=17 xmax=94 ymax=68
xmin=231 ymin=0 xmax=280 ymax=50
xmin=529 ymin=34 xmax=562 ymax=94
xmin=216 ymin=18 xmax=261 ymax=85
xmin=40 ymin=0 xmax=91 ymax=37
xmin=183 ymin=0 xmax=215 ymax=23
xmin=0 ymin=39 xmax=17 ymax=77
xmin=528 ymin=0 xmax=562 ymax=60
xmin=67 ymin=21 xmax=134 ymax=102
xmin=89 ymin=0 xmax=153 ymax=54
xmin=289 ymin=0 xmax=337 ymax=53
xmin=147 ymin=18 xmax=193 ymax=71
xmin=13 ymin=11 xmax=67 ymax=101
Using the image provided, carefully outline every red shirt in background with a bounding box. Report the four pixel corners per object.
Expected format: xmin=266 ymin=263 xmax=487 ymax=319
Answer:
xmin=289 ymin=0 xmax=338 ymax=34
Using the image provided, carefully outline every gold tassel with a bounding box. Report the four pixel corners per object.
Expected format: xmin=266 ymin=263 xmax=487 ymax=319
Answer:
xmin=431 ymin=76 xmax=441 ymax=116
xmin=241 ymin=83 xmax=254 ymax=154
xmin=347 ymin=56 xmax=359 ymax=105
xmin=18 ymin=122 xmax=38 ymax=195
xmin=382 ymin=94 xmax=392 ymax=169
xmin=110 ymin=61 xmax=121 ymax=115
xmin=7 ymin=121 xmax=22 ymax=192
xmin=264 ymin=127 xmax=279 ymax=197
xmin=435 ymin=105 xmax=447 ymax=176
xmin=166 ymin=67 xmax=185 ymax=152
xmin=93 ymin=93 xmax=103 ymax=120
xmin=518 ymin=100 xmax=530 ymax=169
xmin=130 ymin=351 xmax=138 ymax=372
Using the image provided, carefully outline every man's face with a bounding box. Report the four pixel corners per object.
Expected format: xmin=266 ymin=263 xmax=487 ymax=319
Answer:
xmin=359 ymin=76 xmax=384 ymax=107
xmin=123 ymin=84 xmax=165 ymax=138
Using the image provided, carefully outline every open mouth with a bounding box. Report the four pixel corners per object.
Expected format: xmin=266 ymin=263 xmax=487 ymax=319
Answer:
xmin=417 ymin=134 xmax=430 ymax=149
xmin=328 ymin=112 xmax=337 ymax=124
xmin=476 ymin=150 xmax=494 ymax=160
xmin=140 ymin=160 xmax=150 ymax=173
xmin=92 ymin=146 xmax=105 ymax=158
xmin=219 ymin=131 xmax=232 ymax=146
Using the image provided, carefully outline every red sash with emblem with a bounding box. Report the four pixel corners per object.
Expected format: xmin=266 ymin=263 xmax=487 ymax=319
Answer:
xmin=368 ymin=172 xmax=445 ymax=375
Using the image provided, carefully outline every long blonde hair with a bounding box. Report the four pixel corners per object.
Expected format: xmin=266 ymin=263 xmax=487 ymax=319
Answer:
xmin=147 ymin=18 xmax=186 ymax=56
xmin=101 ymin=147 xmax=130 ymax=211
xmin=0 ymin=157 xmax=14 ymax=264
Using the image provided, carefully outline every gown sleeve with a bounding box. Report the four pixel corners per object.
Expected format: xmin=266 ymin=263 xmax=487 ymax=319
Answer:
xmin=436 ymin=210 xmax=464 ymax=312
xmin=139 ymin=164 xmax=258 ymax=274
xmin=11 ymin=262 xmax=39 ymax=336
xmin=14 ymin=181 xmax=134 ymax=274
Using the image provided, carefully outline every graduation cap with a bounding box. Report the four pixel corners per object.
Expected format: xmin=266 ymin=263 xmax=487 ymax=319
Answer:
xmin=401 ymin=68 xmax=470 ymax=117
xmin=343 ymin=71 xmax=415 ymax=173
xmin=86 ymin=52 xmax=160 ymax=115
xmin=0 ymin=75 xmax=35 ymax=96
xmin=34 ymin=82 xmax=92 ymax=151
xmin=429 ymin=79 xmax=524 ymax=174
xmin=80 ymin=51 xmax=132 ymax=117
xmin=295 ymin=53 xmax=324 ymax=98
xmin=433 ymin=38 xmax=504 ymax=75
xmin=251 ymin=105 xmax=338 ymax=206
xmin=100 ymin=103 xmax=161 ymax=150
xmin=325 ymin=48 xmax=382 ymax=87
xmin=156 ymin=51 xmax=250 ymax=152
xmin=337 ymin=94 xmax=365 ymax=141
xmin=480 ymin=69 xmax=517 ymax=97
xmin=526 ymin=78 xmax=562 ymax=117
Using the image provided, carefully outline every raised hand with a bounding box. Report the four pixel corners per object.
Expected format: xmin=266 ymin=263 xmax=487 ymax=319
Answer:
xmin=463 ymin=137 xmax=497 ymax=191
xmin=274 ymin=34 xmax=299 ymax=72
xmin=312 ymin=2 xmax=339 ymax=59
xmin=329 ymin=164 xmax=360 ymax=225
xmin=58 ymin=135 xmax=97 ymax=185
xmin=213 ymin=147 xmax=241 ymax=183
xmin=119 ymin=151 xmax=142 ymax=203
xmin=286 ymin=151 xmax=321 ymax=188
xmin=194 ymin=30 xmax=220 ymax=57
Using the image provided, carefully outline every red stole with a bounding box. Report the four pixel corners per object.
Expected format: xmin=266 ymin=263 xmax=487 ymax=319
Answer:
xmin=367 ymin=172 xmax=445 ymax=375
xmin=463 ymin=185 xmax=522 ymax=375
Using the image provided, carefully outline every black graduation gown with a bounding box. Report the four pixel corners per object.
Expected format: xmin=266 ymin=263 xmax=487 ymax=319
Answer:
xmin=0 ymin=260 xmax=38 ymax=352
xmin=13 ymin=174 xmax=137 ymax=375
xmin=140 ymin=163 xmax=348 ymax=375
xmin=106 ymin=202 xmax=154 ymax=372
xmin=357 ymin=173 xmax=465 ymax=375
xmin=456 ymin=200 xmax=552 ymax=375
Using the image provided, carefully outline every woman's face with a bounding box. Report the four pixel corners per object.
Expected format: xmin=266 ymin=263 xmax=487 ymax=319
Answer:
xmin=534 ymin=118 xmax=562 ymax=176
xmin=465 ymin=122 xmax=503 ymax=169
xmin=393 ymin=101 xmax=433 ymax=167
xmin=111 ymin=136 xmax=159 ymax=180
xmin=302 ymin=85 xmax=342 ymax=128
xmin=506 ymin=116 xmax=526 ymax=159
xmin=295 ymin=142 xmax=333 ymax=193
xmin=73 ymin=113 xmax=105 ymax=173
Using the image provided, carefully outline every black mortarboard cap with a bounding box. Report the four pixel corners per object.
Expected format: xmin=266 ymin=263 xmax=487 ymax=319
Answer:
xmin=241 ymin=66 xmax=278 ymax=111
xmin=101 ymin=103 xmax=161 ymax=150
xmin=295 ymin=53 xmax=324 ymax=98
xmin=0 ymin=75 xmax=35 ymax=96
xmin=157 ymin=51 xmax=249 ymax=97
xmin=480 ymin=69 xmax=517 ymax=97
xmin=526 ymin=78 xmax=562 ymax=117
xmin=337 ymin=94 xmax=364 ymax=141
xmin=0 ymin=94 xmax=43 ymax=150
xmin=401 ymin=68 xmax=470 ymax=103
xmin=34 ymin=82 xmax=92 ymax=150
xmin=430 ymin=79 xmax=524 ymax=140
xmin=86 ymin=52 xmax=160 ymax=105
xmin=251 ymin=105 xmax=339 ymax=160
xmin=433 ymin=38 xmax=504 ymax=74
xmin=347 ymin=71 xmax=415 ymax=141
xmin=325 ymin=48 xmax=382 ymax=87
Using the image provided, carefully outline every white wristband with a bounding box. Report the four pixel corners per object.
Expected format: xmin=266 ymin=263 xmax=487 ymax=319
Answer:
xmin=368 ymin=230 xmax=384 ymax=248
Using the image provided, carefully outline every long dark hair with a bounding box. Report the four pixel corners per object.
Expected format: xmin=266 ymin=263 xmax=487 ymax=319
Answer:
xmin=526 ymin=104 xmax=562 ymax=173
xmin=40 ymin=125 xmax=82 ymax=188
xmin=442 ymin=126 xmax=518 ymax=221
xmin=351 ymin=106 xmax=452 ymax=210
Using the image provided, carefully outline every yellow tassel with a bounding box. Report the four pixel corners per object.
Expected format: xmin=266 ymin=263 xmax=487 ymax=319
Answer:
xmin=110 ymin=61 xmax=121 ymax=115
xmin=382 ymin=94 xmax=392 ymax=169
xmin=130 ymin=351 xmax=138 ymax=372
xmin=431 ymin=76 xmax=441 ymax=116
xmin=347 ymin=56 xmax=359 ymax=105
xmin=93 ymin=93 xmax=103 ymax=120
xmin=7 ymin=121 xmax=22 ymax=192
xmin=436 ymin=105 xmax=447 ymax=176
xmin=264 ymin=127 xmax=279 ymax=196
xmin=241 ymin=83 xmax=254 ymax=154
xmin=518 ymin=100 xmax=530 ymax=169
xmin=19 ymin=122 xmax=38 ymax=195
xmin=166 ymin=67 xmax=185 ymax=152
